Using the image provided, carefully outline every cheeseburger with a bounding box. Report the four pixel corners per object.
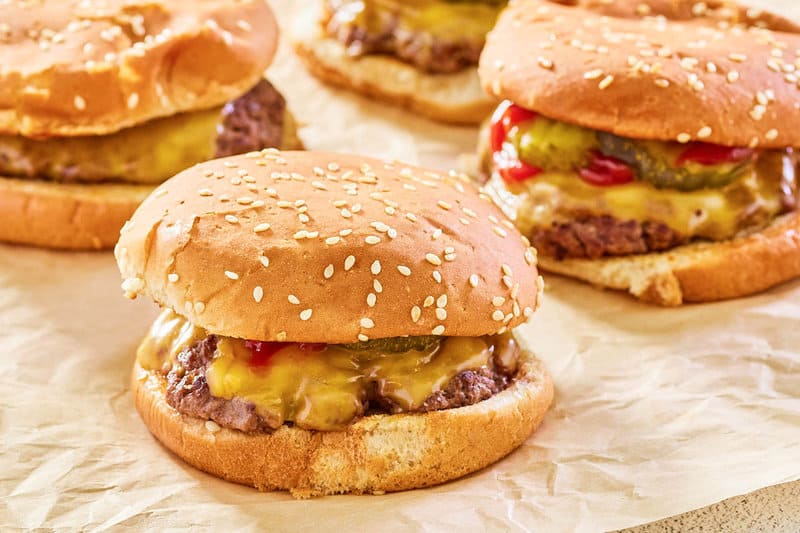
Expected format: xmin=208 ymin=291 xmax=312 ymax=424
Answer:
xmin=0 ymin=0 xmax=301 ymax=250
xmin=479 ymin=0 xmax=800 ymax=305
xmin=116 ymin=150 xmax=552 ymax=496
xmin=293 ymin=1 xmax=505 ymax=124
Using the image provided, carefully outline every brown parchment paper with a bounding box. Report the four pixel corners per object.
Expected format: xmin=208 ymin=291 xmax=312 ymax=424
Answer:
xmin=2 ymin=1 xmax=800 ymax=530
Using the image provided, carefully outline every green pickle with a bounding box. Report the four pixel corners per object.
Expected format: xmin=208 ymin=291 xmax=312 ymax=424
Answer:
xmin=342 ymin=336 xmax=442 ymax=354
xmin=512 ymin=116 xmax=598 ymax=172
xmin=597 ymin=133 xmax=749 ymax=191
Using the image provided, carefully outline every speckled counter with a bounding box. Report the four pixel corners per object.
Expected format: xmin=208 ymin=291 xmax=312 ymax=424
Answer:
xmin=621 ymin=480 xmax=800 ymax=532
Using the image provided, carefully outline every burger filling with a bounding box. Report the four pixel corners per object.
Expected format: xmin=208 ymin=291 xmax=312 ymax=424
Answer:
xmin=322 ymin=0 xmax=506 ymax=73
xmin=138 ymin=310 xmax=520 ymax=432
xmin=0 ymin=80 xmax=294 ymax=185
xmin=485 ymin=101 xmax=798 ymax=259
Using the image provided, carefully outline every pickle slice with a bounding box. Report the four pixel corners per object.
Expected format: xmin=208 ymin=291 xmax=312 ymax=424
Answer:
xmin=597 ymin=133 xmax=749 ymax=191
xmin=341 ymin=336 xmax=441 ymax=353
xmin=511 ymin=116 xmax=598 ymax=172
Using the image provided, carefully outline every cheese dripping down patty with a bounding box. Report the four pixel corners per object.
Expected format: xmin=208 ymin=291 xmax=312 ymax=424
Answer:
xmin=137 ymin=309 xmax=520 ymax=431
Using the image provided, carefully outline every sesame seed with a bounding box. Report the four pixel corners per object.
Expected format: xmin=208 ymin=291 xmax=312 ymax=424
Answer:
xmin=425 ymin=253 xmax=442 ymax=266
xmin=492 ymin=310 xmax=505 ymax=321
xmin=225 ymin=215 xmax=239 ymax=224
xmin=493 ymin=226 xmax=508 ymax=238
xmin=524 ymin=307 xmax=534 ymax=318
xmin=727 ymin=70 xmax=740 ymax=83
xmin=583 ymin=69 xmax=604 ymax=80
xmin=324 ymin=264 xmax=334 ymax=279
xmin=373 ymin=279 xmax=383 ymax=293
xmin=411 ymin=306 xmax=422 ymax=322
xmin=358 ymin=334 xmax=369 ymax=342
xmin=435 ymin=308 xmax=447 ymax=320
xmin=654 ymin=78 xmax=670 ymax=88
xmin=194 ymin=302 xmax=206 ymax=314
xmin=365 ymin=236 xmax=381 ymax=245
xmin=288 ymin=295 xmax=300 ymax=305
xmin=432 ymin=271 xmax=442 ymax=284
xmin=598 ymin=75 xmax=615 ymax=90
xmin=360 ymin=318 xmax=375 ymax=329
xmin=423 ymin=296 xmax=435 ymax=307
xmin=254 ymin=223 xmax=271 ymax=233
xmin=300 ymin=309 xmax=313 ymax=321
xmin=224 ymin=271 xmax=239 ymax=280
xmin=168 ymin=273 xmax=179 ymax=283
xmin=436 ymin=295 xmax=447 ymax=308
xmin=397 ymin=265 xmax=412 ymax=276
xmin=502 ymin=276 xmax=514 ymax=289
xmin=432 ymin=325 xmax=445 ymax=335
xmin=259 ymin=256 xmax=270 ymax=268
xmin=469 ymin=274 xmax=479 ymax=288
xmin=371 ymin=260 xmax=382 ymax=275
xmin=344 ymin=255 xmax=356 ymax=271
xmin=501 ymin=264 xmax=513 ymax=276
xmin=493 ymin=296 xmax=506 ymax=306
xmin=237 ymin=197 xmax=253 ymax=205
xmin=127 ymin=93 xmax=139 ymax=109
xmin=325 ymin=236 xmax=341 ymax=245
xmin=437 ymin=200 xmax=452 ymax=210
xmin=677 ymin=133 xmax=692 ymax=143
xmin=697 ymin=126 xmax=712 ymax=138
xmin=205 ymin=420 xmax=221 ymax=433
xmin=537 ymin=56 xmax=554 ymax=70
xmin=765 ymin=129 xmax=779 ymax=140
xmin=367 ymin=293 xmax=377 ymax=307
xmin=253 ymin=286 xmax=264 ymax=303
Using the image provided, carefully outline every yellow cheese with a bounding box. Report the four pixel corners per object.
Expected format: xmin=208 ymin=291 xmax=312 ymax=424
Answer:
xmin=486 ymin=153 xmax=794 ymax=242
xmin=329 ymin=0 xmax=503 ymax=43
xmin=0 ymin=107 xmax=221 ymax=184
xmin=137 ymin=310 xmax=510 ymax=431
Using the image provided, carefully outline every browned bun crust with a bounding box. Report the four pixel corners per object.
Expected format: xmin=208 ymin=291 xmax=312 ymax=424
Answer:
xmin=538 ymin=212 xmax=800 ymax=306
xmin=292 ymin=7 xmax=495 ymax=125
xmin=0 ymin=177 xmax=152 ymax=250
xmin=116 ymin=151 xmax=542 ymax=343
xmin=0 ymin=111 xmax=302 ymax=250
xmin=131 ymin=346 xmax=554 ymax=497
xmin=479 ymin=0 xmax=800 ymax=148
xmin=0 ymin=0 xmax=277 ymax=137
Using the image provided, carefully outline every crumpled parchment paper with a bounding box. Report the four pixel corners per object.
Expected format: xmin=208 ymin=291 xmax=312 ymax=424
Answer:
xmin=1 ymin=1 xmax=799 ymax=530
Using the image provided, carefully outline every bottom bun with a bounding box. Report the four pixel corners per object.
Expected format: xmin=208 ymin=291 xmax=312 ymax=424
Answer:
xmin=132 ymin=347 xmax=553 ymax=498
xmin=291 ymin=10 xmax=495 ymax=126
xmin=0 ymin=177 xmax=153 ymax=250
xmin=538 ymin=212 xmax=800 ymax=306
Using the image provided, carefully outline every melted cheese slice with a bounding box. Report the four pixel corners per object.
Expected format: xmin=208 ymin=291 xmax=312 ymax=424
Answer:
xmin=486 ymin=154 xmax=793 ymax=242
xmin=138 ymin=310 xmax=509 ymax=431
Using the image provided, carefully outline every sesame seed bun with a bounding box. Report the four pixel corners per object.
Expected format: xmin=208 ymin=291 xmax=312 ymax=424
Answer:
xmin=0 ymin=0 xmax=277 ymax=138
xmin=479 ymin=0 xmax=800 ymax=148
xmin=131 ymin=345 xmax=554 ymax=497
xmin=116 ymin=150 xmax=542 ymax=343
xmin=537 ymin=211 xmax=800 ymax=306
xmin=0 ymin=112 xmax=302 ymax=250
xmin=291 ymin=7 xmax=495 ymax=126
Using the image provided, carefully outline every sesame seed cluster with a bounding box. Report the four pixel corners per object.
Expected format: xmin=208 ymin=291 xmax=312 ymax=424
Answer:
xmin=116 ymin=150 xmax=542 ymax=344
xmin=0 ymin=0 xmax=274 ymax=138
xmin=480 ymin=0 xmax=800 ymax=148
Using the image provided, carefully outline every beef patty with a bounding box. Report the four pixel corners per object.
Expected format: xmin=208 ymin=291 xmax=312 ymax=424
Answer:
xmin=323 ymin=4 xmax=483 ymax=74
xmin=164 ymin=335 xmax=517 ymax=433
xmin=531 ymin=215 xmax=687 ymax=260
xmin=214 ymin=79 xmax=287 ymax=158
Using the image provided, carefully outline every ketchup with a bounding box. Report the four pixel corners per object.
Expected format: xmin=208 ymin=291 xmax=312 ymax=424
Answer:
xmin=677 ymin=143 xmax=754 ymax=166
xmin=579 ymin=151 xmax=635 ymax=186
xmin=245 ymin=340 xmax=326 ymax=367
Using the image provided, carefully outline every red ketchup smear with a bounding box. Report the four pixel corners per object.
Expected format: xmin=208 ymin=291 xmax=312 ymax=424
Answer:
xmin=490 ymin=100 xmax=542 ymax=184
xmin=244 ymin=340 xmax=326 ymax=367
xmin=579 ymin=151 xmax=635 ymax=186
xmin=677 ymin=143 xmax=754 ymax=166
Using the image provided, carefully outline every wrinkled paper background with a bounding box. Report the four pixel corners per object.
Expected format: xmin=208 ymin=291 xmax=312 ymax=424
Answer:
xmin=2 ymin=1 xmax=799 ymax=531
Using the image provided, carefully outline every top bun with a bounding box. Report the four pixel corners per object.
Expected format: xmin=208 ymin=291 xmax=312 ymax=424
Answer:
xmin=0 ymin=0 xmax=277 ymax=138
xmin=479 ymin=0 xmax=800 ymax=148
xmin=116 ymin=151 xmax=542 ymax=343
